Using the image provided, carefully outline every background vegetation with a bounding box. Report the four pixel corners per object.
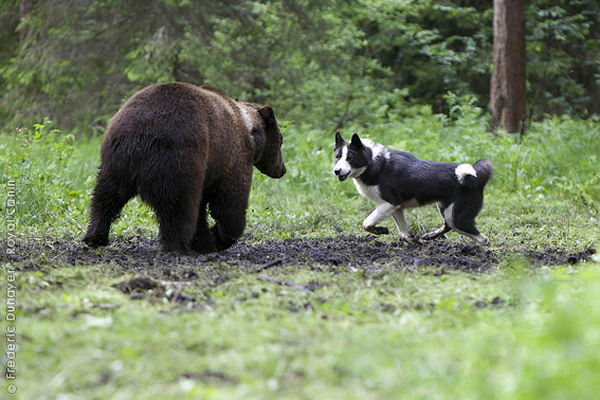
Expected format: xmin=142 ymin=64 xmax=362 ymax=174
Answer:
xmin=0 ymin=0 xmax=599 ymax=131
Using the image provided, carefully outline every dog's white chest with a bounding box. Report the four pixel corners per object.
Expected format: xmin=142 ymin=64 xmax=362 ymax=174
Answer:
xmin=352 ymin=178 xmax=382 ymax=203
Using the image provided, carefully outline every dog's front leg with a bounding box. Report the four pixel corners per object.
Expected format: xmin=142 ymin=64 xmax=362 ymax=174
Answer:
xmin=362 ymin=203 xmax=396 ymax=235
xmin=392 ymin=209 xmax=415 ymax=242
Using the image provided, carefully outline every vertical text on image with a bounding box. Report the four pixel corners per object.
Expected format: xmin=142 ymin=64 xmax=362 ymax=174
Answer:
xmin=4 ymin=179 xmax=18 ymax=395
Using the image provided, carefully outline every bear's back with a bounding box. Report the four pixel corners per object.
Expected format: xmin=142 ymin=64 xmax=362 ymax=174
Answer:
xmin=102 ymin=82 xmax=255 ymax=182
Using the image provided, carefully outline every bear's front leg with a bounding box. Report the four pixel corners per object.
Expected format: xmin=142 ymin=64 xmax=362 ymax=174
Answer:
xmin=362 ymin=203 xmax=396 ymax=235
xmin=208 ymin=179 xmax=251 ymax=251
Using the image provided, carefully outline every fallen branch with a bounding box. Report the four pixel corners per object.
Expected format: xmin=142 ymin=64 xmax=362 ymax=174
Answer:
xmin=257 ymin=273 xmax=311 ymax=293
xmin=253 ymin=258 xmax=284 ymax=273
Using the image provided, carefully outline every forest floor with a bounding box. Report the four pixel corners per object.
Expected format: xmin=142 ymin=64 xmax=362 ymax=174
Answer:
xmin=9 ymin=234 xmax=595 ymax=276
xmin=3 ymin=231 xmax=599 ymax=399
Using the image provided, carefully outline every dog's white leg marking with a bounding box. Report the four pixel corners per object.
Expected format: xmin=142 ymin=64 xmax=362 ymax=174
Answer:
xmin=430 ymin=203 xmax=447 ymax=235
xmin=421 ymin=225 xmax=447 ymax=240
xmin=392 ymin=208 xmax=412 ymax=240
xmin=422 ymin=202 xmax=451 ymax=239
xmin=363 ymin=203 xmax=395 ymax=228
xmin=443 ymin=203 xmax=456 ymax=230
xmin=454 ymin=231 xmax=489 ymax=245
xmin=462 ymin=232 xmax=489 ymax=245
xmin=363 ymin=202 xmax=396 ymax=234
xmin=443 ymin=203 xmax=489 ymax=245
xmin=436 ymin=202 xmax=444 ymax=214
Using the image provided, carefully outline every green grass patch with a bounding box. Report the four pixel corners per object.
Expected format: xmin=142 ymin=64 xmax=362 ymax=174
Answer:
xmin=1 ymin=109 xmax=599 ymax=398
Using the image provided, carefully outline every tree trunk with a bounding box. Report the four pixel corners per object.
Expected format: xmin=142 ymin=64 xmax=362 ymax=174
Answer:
xmin=490 ymin=0 xmax=526 ymax=133
xmin=19 ymin=0 xmax=33 ymax=44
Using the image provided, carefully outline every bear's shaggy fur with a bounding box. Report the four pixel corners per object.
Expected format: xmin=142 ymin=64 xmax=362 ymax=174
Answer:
xmin=83 ymin=82 xmax=286 ymax=253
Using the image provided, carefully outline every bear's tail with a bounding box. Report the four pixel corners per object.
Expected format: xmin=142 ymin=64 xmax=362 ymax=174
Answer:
xmin=458 ymin=159 xmax=493 ymax=190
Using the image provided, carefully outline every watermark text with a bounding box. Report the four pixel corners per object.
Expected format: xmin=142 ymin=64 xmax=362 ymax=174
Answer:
xmin=4 ymin=179 xmax=18 ymax=395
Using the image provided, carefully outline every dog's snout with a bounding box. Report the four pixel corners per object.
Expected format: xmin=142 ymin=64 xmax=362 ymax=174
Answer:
xmin=334 ymin=168 xmax=341 ymax=175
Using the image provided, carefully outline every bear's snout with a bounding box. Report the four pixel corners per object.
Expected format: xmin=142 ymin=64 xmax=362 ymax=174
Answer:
xmin=277 ymin=164 xmax=286 ymax=178
xmin=265 ymin=163 xmax=286 ymax=179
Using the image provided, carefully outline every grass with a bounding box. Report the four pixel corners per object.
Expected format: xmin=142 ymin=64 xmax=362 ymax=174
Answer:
xmin=1 ymin=106 xmax=600 ymax=399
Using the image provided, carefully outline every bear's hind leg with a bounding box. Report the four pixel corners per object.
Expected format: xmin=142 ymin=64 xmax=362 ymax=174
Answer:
xmin=137 ymin=152 xmax=206 ymax=253
xmin=190 ymin=199 xmax=217 ymax=253
xmin=83 ymin=170 xmax=135 ymax=247
xmin=153 ymin=192 xmax=202 ymax=253
xmin=208 ymin=180 xmax=250 ymax=251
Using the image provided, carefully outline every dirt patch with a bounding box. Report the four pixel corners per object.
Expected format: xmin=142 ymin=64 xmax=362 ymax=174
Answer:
xmin=526 ymin=248 xmax=596 ymax=266
xmin=2 ymin=235 xmax=595 ymax=275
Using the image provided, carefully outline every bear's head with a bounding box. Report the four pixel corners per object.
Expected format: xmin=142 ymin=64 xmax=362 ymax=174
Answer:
xmin=253 ymin=105 xmax=286 ymax=179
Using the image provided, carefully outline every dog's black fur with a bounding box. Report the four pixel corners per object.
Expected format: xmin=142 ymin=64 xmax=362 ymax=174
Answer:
xmin=333 ymin=131 xmax=493 ymax=244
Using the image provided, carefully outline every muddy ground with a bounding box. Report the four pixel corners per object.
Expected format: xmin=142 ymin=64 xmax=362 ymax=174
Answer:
xmin=4 ymin=235 xmax=595 ymax=278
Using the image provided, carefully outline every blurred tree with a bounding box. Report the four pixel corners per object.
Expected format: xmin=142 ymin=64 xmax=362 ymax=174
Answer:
xmin=355 ymin=0 xmax=493 ymax=114
xmin=490 ymin=0 xmax=526 ymax=133
xmin=526 ymin=0 xmax=600 ymax=117
xmin=0 ymin=0 xmax=21 ymax=125
xmin=0 ymin=0 xmax=597 ymax=132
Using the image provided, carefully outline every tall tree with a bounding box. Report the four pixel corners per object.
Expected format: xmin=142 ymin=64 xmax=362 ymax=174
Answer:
xmin=490 ymin=0 xmax=526 ymax=133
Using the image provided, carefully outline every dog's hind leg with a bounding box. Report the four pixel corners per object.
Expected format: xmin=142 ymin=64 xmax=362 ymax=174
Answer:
xmin=422 ymin=224 xmax=451 ymax=240
xmin=392 ymin=208 xmax=415 ymax=241
xmin=363 ymin=203 xmax=396 ymax=235
xmin=444 ymin=199 xmax=489 ymax=245
xmin=422 ymin=203 xmax=451 ymax=240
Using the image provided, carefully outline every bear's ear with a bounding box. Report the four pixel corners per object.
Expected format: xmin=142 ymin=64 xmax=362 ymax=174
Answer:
xmin=335 ymin=130 xmax=345 ymax=147
xmin=258 ymin=105 xmax=276 ymax=125
xmin=351 ymin=133 xmax=363 ymax=149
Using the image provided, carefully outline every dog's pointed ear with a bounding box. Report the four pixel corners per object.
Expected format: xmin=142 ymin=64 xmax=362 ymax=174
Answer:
xmin=335 ymin=130 xmax=344 ymax=146
xmin=351 ymin=133 xmax=363 ymax=148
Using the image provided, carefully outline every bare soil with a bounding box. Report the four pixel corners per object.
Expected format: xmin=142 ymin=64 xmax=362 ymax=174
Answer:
xmin=3 ymin=235 xmax=594 ymax=308
xmin=3 ymin=235 xmax=595 ymax=278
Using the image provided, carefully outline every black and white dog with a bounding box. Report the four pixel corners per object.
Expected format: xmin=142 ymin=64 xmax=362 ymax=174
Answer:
xmin=333 ymin=131 xmax=493 ymax=244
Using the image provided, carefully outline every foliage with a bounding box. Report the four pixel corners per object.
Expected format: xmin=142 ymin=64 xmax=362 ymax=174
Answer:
xmin=0 ymin=121 xmax=81 ymax=227
xmin=0 ymin=0 xmax=598 ymax=131
xmin=526 ymin=0 xmax=600 ymax=117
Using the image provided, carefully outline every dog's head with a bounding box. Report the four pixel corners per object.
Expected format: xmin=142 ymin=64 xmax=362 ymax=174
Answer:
xmin=332 ymin=131 xmax=370 ymax=181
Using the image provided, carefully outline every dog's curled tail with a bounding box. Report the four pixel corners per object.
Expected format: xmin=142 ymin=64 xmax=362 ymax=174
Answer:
xmin=469 ymin=159 xmax=493 ymax=189
xmin=457 ymin=159 xmax=493 ymax=190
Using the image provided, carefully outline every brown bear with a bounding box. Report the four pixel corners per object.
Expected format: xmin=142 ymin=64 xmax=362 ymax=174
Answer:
xmin=83 ymin=82 xmax=286 ymax=253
